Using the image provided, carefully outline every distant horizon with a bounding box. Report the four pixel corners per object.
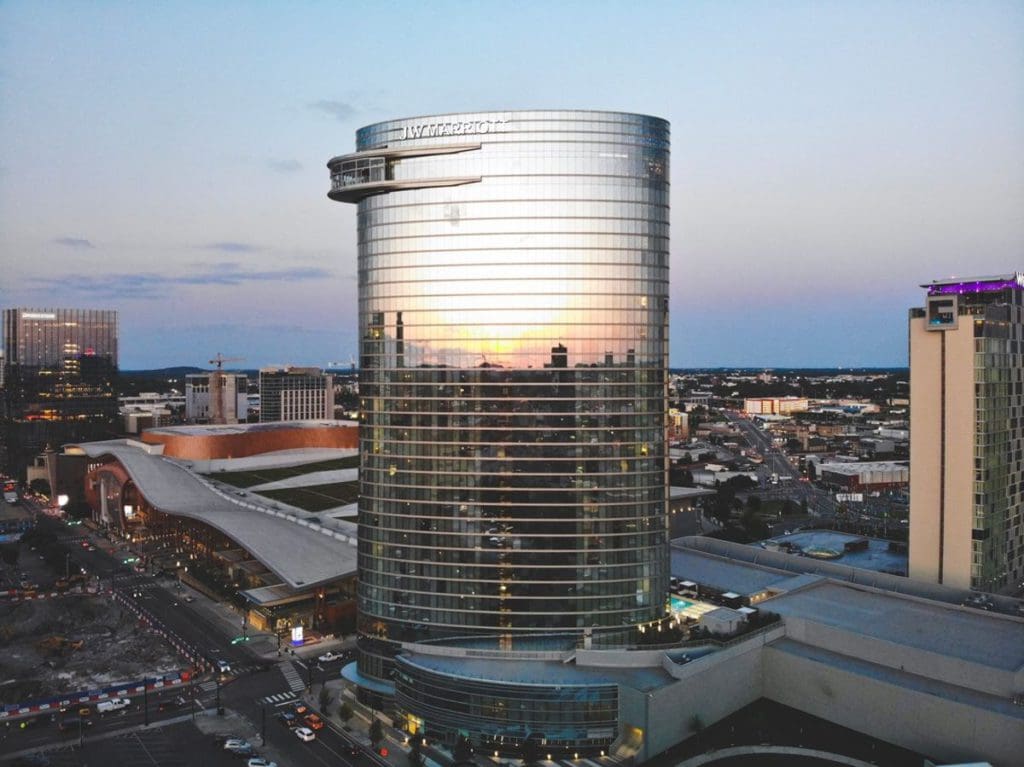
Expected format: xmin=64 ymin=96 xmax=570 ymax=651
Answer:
xmin=116 ymin=363 xmax=911 ymax=375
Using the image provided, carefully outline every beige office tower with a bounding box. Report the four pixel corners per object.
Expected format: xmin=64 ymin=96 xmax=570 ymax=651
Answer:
xmin=909 ymin=273 xmax=1024 ymax=593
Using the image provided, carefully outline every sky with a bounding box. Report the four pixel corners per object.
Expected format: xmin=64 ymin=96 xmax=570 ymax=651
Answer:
xmin=1 ymin=1 xmax=1022 ymax=370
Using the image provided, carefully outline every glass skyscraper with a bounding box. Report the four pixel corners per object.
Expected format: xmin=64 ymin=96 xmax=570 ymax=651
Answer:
xmin=328 ymin=111 xmax=670 ymax=750
xmin=1 ymin=308 xmax=119 ymax=476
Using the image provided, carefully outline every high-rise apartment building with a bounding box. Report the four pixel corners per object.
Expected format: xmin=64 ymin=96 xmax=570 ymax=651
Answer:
xmin=909 ymin=274 xmax=1024 ymax=592
xmin=328 ymin=110 xmax=670 ymax=751
xmin=1 ymin=308 xmax=118 ymax=475
xmin=258 ymin=366 xmax=334 ymax=422
xmin=185 ymin=373 xmax=249 ymax=424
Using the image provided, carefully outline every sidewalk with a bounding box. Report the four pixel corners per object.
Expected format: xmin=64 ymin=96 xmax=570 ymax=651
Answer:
xmin=304 ymin=675 xmax=450 ymax=767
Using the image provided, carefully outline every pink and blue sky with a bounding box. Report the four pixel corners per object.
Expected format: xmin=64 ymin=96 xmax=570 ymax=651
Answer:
xmin=1 ymin=1 xmax=1022 ymax=369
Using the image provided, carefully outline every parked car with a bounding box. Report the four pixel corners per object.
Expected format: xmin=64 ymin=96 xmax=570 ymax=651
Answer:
xmin=247 ymin=759 xmax=278 ymax=767
xmin=294 ymin=727 xmax=316 ymax=743
xmin=223 ymin=738 xmax=253 ymax=754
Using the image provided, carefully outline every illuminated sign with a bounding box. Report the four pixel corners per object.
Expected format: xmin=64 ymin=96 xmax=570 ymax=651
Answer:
xmin=399 ymin=119 xmax=507 ymax=140
xmin=291 ymin=626 xmax=304 ymax=645
xmin=21 ymin=312 xmax=57 ymax=320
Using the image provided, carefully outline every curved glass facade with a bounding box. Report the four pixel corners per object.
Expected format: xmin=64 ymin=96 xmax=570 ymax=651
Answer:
xmin=328 ymin=110 xmax=670 ymax=687
xmin=394 ymin=654 xmax=619 ymax=752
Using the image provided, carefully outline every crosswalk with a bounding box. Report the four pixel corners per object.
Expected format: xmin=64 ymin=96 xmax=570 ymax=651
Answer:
xmin=258 ymin=690 xmax=300 ymax=706
xmin=197 ymin=679 xmax=218 ymax=693
xmin=281 ymin=660 xmax=306 ymax=693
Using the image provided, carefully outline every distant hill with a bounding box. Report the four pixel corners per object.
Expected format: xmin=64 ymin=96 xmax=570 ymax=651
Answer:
xmin=120 ymin=366 xmax=208 ymax=377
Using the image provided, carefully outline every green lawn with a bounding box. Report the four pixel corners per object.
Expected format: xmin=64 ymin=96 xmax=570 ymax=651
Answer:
xmin=254 ymin=481 xmax=360 ymax=512
xmin=205 ymin=454 xmax=359 ymax=488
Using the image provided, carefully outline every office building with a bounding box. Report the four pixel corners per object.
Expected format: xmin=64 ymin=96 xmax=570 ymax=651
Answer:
xmin=185 ymin=372 xmax=248 ymax=424
xmin=328 ymin=110 xmax=670 ymax=751
xmin=1 ymin=308 xmax=118 ymax=476
xmin=909 ymin=273 xmax=1024 ymax=592
xmin=259 ymin=366 xmax=334 ymax=422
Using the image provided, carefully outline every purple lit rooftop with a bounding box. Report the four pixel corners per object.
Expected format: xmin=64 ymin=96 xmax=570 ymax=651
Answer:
xmin=924 ymin=273 xmax=1024 ymax=296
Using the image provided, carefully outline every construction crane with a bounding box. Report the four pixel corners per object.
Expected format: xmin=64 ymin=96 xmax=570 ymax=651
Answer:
xmin=208 ymin=353 xmax=245 ymax=425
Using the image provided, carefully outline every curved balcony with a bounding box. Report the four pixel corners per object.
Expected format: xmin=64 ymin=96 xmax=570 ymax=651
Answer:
xmin=327 ymin=142 xmax=482 ymax=203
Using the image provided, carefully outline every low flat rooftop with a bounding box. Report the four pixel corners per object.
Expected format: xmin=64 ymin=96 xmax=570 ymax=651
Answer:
xmin=758 ymin=530 xmax=907 ymax=575
xmin=69 ymin=440 xmax=358 ymax=590
xmin=768 ymin=639 xmax=1024 ymax=720
xmin=818 ymin=461 xmax=908 ymax=475
xmin=766 ymin=580 xmax=1024 ymax=672
xmin=671 ymin=545 xmax=794 ymax=597
xmin=669 ymin=485 xmax=715 ymax=501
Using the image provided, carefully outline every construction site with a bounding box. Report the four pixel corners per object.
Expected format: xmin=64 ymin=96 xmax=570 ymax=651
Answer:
xmin=0 ymin=592 xmax=181 ymax=706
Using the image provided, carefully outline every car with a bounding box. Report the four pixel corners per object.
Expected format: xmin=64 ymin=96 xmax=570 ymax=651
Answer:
xmin=159 ymin=695 xmax=190 ymax=711
xmin=58 ymin=716 xmax=93 ymax=733
xmin=183 ymin=595 xmax=195 ymax=603
xmin=304 ymin=713 xmax=324 ymax=730
xmin=344 ymin=742 xmax=362 ymax=757
xmin=295 ymin=726 xmax=316 ymax=742
xmin=292 ymin=702 xmax=309 ymax=716
xmin=213 ymin=659 xmax=232 ymax=674
xmin=317 ymin=650 xmax=343 ymax=663
xmin=223 ymin=738 xmax=252 ymax=752
xmin=277 ymin=711 xmax=299 ymax=728
xmin=247 ymin=759 xmax=277 ymax=767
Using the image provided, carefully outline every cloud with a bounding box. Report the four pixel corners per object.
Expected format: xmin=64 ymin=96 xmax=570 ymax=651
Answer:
xmin=267 ymin=158 xmax=302 ymax=173
xmin=309 ymin=99 xmax=356 ymax=121
xmin=204 ymin=242 xmax=261 ymax=253
xmin=54 ymin=237 xmax=94 ymax=249
xmin=28 ymin=263 xmax=333 ymax=299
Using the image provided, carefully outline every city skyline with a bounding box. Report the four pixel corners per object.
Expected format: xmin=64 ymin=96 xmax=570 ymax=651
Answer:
xmin=2 ymin=2 xmax=1023 ymax=369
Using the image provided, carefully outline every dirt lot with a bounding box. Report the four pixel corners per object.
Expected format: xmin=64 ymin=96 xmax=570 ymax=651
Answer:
xmin=0 ymin=594 xmax=181 ymax=707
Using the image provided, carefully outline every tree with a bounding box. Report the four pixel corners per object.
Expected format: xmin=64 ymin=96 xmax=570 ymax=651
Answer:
xmin=318 ymin=686 xmax=333 ymax=711
xmin=0 ymin=544 xmax=19 ymax=567
xmin=453 ymin=735 xmax=474 ymax=764
xmin=689 ymin=713 xmax=705 ymax=734
xmin=519 ymin=735 xmax=542 ymax=766
xmin=369 ymin=718 xmax=384 ymax=748
xmin=409 ymin=737 xmax=424 ymax=767
xmin=29 ymin=478 xmax=50 ymax=496
xmin=337 ymin=701 xmax=354 ymax=724
xmin=746 ymin=495 xmax=761 ymax=511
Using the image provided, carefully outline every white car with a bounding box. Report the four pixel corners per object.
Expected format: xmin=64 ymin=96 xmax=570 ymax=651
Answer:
xmin=247 ymin=759 xmax=277 ymax=767
xmin=317 ymin=650 xmax=342 ymax=663
xmin=295 ymin=726 xmax=316 ymax=742
xmin=223 ymin=738 xmax=252 ymax=751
